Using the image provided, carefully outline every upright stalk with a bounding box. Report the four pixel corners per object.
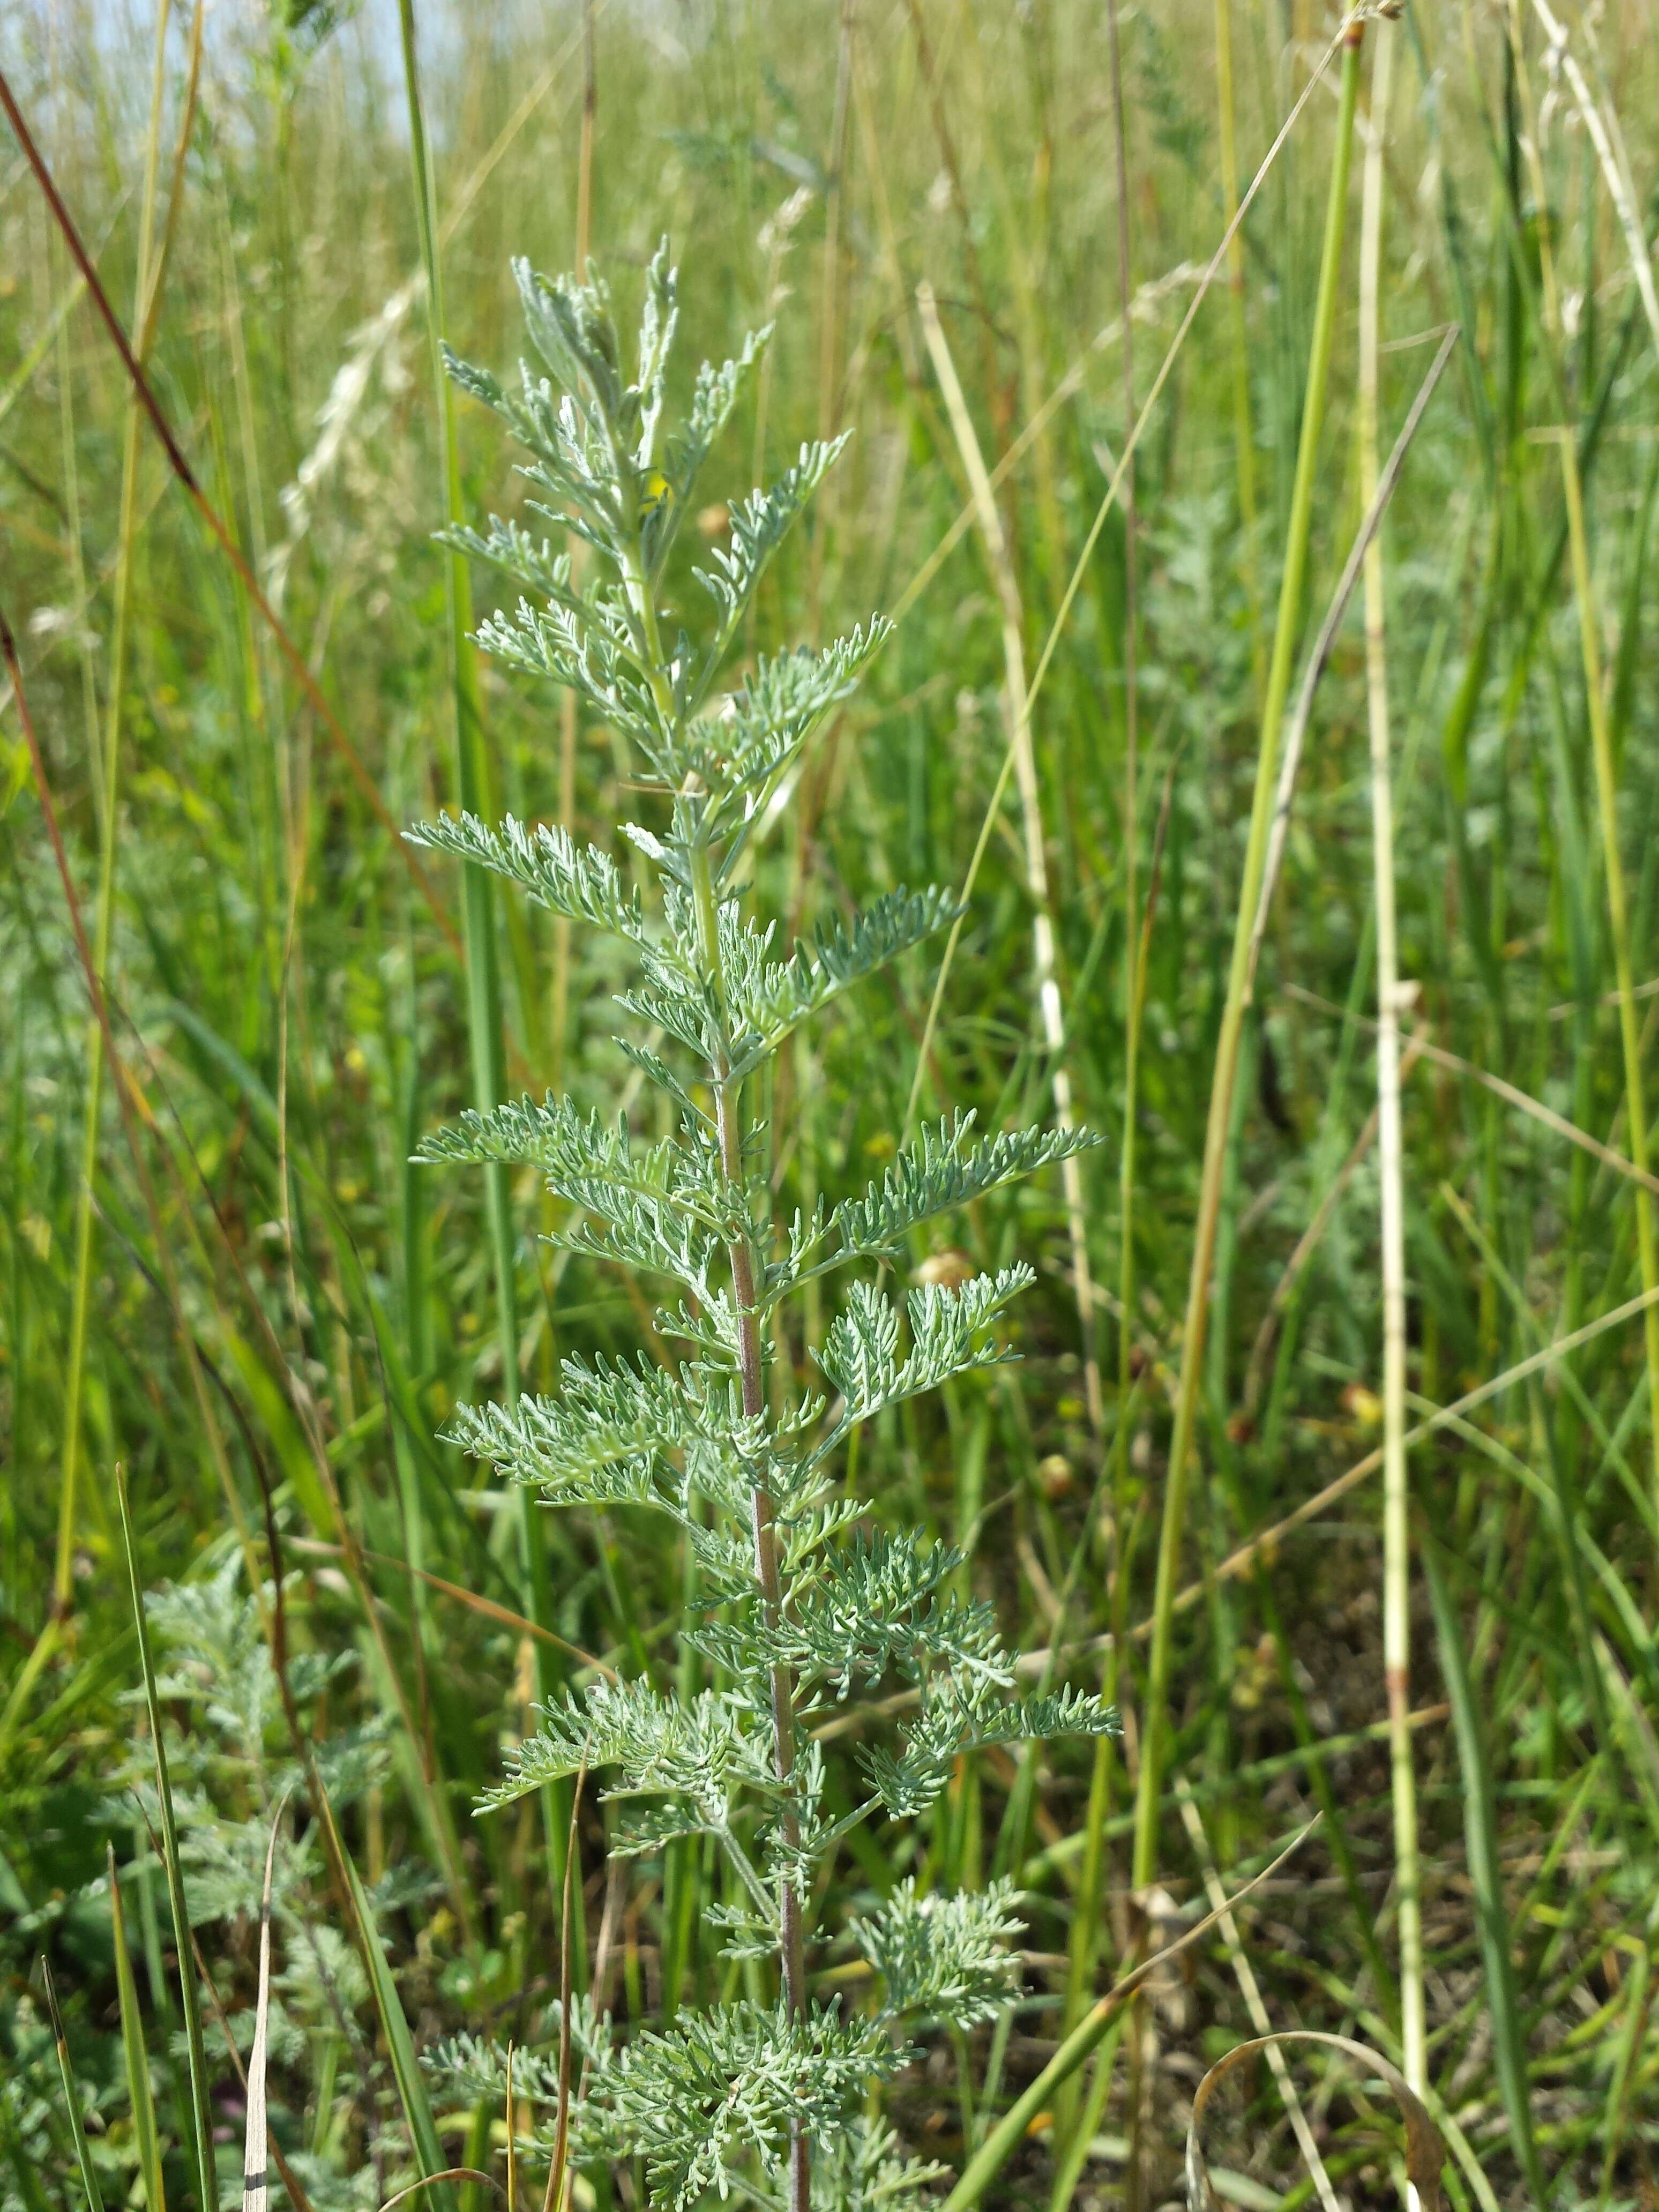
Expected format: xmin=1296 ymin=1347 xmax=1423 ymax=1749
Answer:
xmin=551 ymin=0 xmax=596 ymax=1093
xmin=398 ymin=0 xmax=520 ymax=1408
xmin=631 ymin=555 xmax=811 ymax=2212
xmin=399 ymin=0 xmax=572 ymax=1953
xmin=818 ymin=0 xmax=854 ymax=450
xmin=51 ymin=0 xmax=173 ymax=1617
xmin=1358 ymin=20 xmax=1426 ymax=2106
xmin=1131 ymin=22 xmax=1364 ymax=1892
xmin=1108 ymin=0 xmax=1140 ymax=1483
xmin=1560 ymin=449 xmax=1659 ymax=1515
xmin=916 ymin=287 xmax=1102 ymax=1432
xmin=1056 ymin=0 xmax=1139 ymax=2156
xmin=699 ymin=891 xmax=809 ymax=2212
xmin=1504 ymin=0 xmax=1659 ymax=1521
xmin=1216 ymin=0 xmax=1265 ymax=695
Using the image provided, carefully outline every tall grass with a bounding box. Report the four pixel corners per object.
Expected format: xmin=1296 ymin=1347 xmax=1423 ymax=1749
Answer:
xmin=1130 ymin=16 xmax=1365 ymax=1900
xmin=5 ymin=1 xmax=1659 ymax=2205
xmin=1357 ymin=16 xmax=1425 ymax=2115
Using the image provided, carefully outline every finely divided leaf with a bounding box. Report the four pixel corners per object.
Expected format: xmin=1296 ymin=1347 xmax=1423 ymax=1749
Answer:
xmin=476 ymin=586 xmax=667 ymax=739
xmin=692 ymin=1530 xmax=1006 ymax=1700
xmin=862 ymin=1680 xmax=1118 ymax=1819
xmin=817 ymin=1280 xmax=901 ymax=1418
xmin=479 ymin=1678 xmax=769 ymax=1817
xmin=850 ymin=1875 xmax=1025 ymax=2029
xmin=407 ymin=811 xmax=645 ymax=941
xmin=818 ymin=1266 xmax=1035 ymax=1433
xmin=724 ymin=886 xmax=958 ymax=1079
xmin=447 ymin=1352 xmax=767 ymax=1512
xmin=422 ymin=2032 xmax=565 ymax=2105
xmin=831 ymin=1112 xmax=1102 ymax=1262
xmin=675 ymin=327 xmax=772 ymax=498
xmin=694 ymin=624 xmax=890 ymax=821
xmin=438 ymin=513 xmax=581 ymax=609
xmin=694 ymin=436 xmax=851 ymax=676
xmin=566 ymin=2000 xmax=899 ymax=2211
xmin=416 ymin=1094 xmax=750 ymax=1242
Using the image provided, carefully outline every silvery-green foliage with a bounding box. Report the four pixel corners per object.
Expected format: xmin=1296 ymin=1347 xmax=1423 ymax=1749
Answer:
xmin=563 ymin=2000 xmax=898 ymax=2209
xmin=102 ymin=1560 xmax=392 ymax=1928
xmin=806 ymin=2119 xmax=950 ymax=2212
xmin=89 ymin=1557 xmax=408 ymax=2205
xmin=414 ymin=242 xmax=1115 ymax=2210
xmin=849 ymin=1878 xmax=1026 ymax=2029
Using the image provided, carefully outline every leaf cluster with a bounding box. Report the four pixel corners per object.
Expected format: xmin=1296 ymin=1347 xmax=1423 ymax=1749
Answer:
xmin=414 ymin=244 xmax=1115 ymax=2207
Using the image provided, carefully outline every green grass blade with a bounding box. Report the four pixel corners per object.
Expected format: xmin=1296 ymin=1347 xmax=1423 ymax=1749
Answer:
xmin=0 ymin=2108 xmax=54 ymax=2212
xmin=395 ymin=0 xmax=576 ymax=1948
xmin=1131 ymin=19 xmax=1366 ymax=1892
xmin=117 ymin=1466 xmax=219 ymax=2212
xmin=1423 ymin=1540 xmax=1547 ymax=2208
xmin=41 ymin=1958 xmax=107 ymax=2212
xmin=396 ymin=0 xmax=520 ymax=1411
xmin=319 ymin=1784 xmax=458 ymax=2212
xmin=107 ymin=1843 xmax=166 ymax=2212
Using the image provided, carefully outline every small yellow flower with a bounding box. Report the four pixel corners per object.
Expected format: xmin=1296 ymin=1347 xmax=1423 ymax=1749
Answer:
xmin=638 ymin=467 xmax=674 ymax=522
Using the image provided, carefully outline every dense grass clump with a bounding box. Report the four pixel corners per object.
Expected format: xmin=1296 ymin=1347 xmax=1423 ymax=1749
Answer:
xmin=4 ymin=1 xmax=1659 ymax=2206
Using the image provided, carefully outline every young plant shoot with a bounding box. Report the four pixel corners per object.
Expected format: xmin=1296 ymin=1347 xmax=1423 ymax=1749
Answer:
xmin=411 ymin=245 xmax=1116 ymax=2212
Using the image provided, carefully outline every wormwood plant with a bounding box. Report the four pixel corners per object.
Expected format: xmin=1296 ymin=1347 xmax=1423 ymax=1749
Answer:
xmin=410 ymin=245 xmax=1116 ymax=2212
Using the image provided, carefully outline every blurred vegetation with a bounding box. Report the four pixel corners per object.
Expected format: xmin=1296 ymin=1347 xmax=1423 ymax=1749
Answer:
xmin=3 ymin=0 xmax=1659 ymax=2205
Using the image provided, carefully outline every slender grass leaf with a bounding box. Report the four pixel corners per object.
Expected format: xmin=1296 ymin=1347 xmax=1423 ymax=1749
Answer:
xmin=117 ymin=1466 xmax=219 ymax=2212
xmin=107 ymin=1843 xmax=166 ymax=2212
xmin=1424 ymin=1541 xmax=1546 ymax=2208
xmin=41 ymin=1957 xmax=107 ymax=2212
xmin=318 ymin=1784 xmax=458 ymax=2212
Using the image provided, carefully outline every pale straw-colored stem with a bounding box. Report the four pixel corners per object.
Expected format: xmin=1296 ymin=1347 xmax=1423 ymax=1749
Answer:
xmin=1358 ymin=18 xmax=1428 ymax=2147
xmin=1528 ymin=0 xmax=1659 ymax=360
xmin=1215 ymin=0 xmax=1265 ymax=698
xmin=1559 ymin=447 xmax=1659 ymax=1525
xmin=917 ymin=283 xmax=1103 ymax=1434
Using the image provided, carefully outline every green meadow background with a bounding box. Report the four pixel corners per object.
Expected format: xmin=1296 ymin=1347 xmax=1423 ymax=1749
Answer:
xmin=4 ymin=0 xmax=1659 ymax=2204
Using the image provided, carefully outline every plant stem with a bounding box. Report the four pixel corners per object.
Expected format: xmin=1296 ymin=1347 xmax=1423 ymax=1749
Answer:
xmin=52 ymin=0 xmax=173 ymax=1618
xmin=691 ymin=841 xmax=810 ymax=2212
xmin=1056 ymin=0 xmax=1139 ymax=2156
xmin=1560 ymin=445 xmax=1659 ymax=1520
xmin=916 ymin=285 xmax=1102 ymax=1432
xmin=1504 ymin=0 xmax=1659 ymax=1527
xmin=397 ymin=0 xmax=518 ymax=1408
xmin=400 ymin=0 xmax=570 ymax=1952
xmin=1216 ymin=0 xmax=1265 ymax=699
xmin=1130 ymin=20 xmax=1364 ymax=1895
xmin=1108 ymin=0 xmax=1140 ymax=1479
xmin=551 ymin=0 xmax=596 ymax=1094
xmin=630 ymin=543 xmax=810 ymax=2212
xmin=1358 ymin=16 xmax=1426 ymax=2113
